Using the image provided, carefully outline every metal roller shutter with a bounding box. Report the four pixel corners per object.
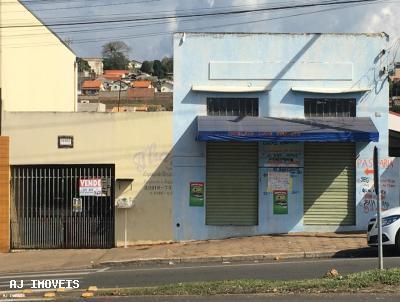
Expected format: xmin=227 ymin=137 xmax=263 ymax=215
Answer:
xmin=304 ymin=143 xmax=356 ymax=225
xmin=206 ymin=142 xmax=259 ymax=225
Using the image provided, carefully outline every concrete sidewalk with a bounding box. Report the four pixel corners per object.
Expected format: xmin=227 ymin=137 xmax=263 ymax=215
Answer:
xmin=0 ymin=232 xmax=369 ymax=273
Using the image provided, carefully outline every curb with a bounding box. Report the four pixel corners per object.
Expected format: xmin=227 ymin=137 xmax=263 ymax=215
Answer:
xmin=96 ymin=250 xmax=342 ymax=268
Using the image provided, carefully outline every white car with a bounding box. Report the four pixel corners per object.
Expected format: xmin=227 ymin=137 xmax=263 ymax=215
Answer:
xmin=367 ymin=206 xmax=400 ymax=252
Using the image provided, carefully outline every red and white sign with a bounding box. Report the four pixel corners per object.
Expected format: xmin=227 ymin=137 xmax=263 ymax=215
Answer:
xmin=79 ymin=178 xmax=103 ymax=196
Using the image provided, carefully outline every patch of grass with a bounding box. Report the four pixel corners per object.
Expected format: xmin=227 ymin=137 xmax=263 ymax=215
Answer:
xmin=98 ymin=268 xmax=400 ymax=296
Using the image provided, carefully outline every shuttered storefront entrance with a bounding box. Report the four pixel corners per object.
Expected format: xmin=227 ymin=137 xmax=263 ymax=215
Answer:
xmin=206 ymin=142 xmax=258 ymax=225
xmin=10 ymin=165 xmax=115 ymax=249
xmin=304 ymin=143 xmax=355 ymax=225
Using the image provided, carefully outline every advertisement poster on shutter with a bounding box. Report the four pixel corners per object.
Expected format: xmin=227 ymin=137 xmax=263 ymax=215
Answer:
xmin=273 ymin=190 xmax=288 ymax=214
xmin=79 ymin=178 xmax=103 ymax=196
xmin=189 ymin=182 xmax=204 ymax=207
xmin=267 ymin=171 xmax=291 ymax=192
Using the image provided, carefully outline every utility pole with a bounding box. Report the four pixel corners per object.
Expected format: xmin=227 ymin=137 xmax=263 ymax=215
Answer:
xmin=117 ymin=80 xmax=122 ymax=112
xmin=374 ymin=146 xmax=383 ymax=270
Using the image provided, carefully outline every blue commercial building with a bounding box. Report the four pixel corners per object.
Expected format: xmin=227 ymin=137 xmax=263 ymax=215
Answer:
xmin=173 ymin=32 xmax=394 ymax=241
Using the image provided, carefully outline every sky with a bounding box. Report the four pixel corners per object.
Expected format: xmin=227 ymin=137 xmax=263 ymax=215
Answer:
xmin=19 ymin=0 xmax=400 ymax=61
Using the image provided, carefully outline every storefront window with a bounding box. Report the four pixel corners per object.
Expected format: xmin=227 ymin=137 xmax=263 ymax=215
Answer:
xmin=207 ymin=98 xmax=258 ymax=116
xmin=304 ymin=98 xmax=356 ymax=117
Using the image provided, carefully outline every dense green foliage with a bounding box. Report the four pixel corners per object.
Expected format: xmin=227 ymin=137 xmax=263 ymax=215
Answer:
xmin=140 ymin=57 xmax=173 ymax=78
xmin=102 ymin=41 xmax=130 ymax=70
xmin=152 ymin=60 xmax=165 ymax=78
xmin=140 ymin=60 xmax=153 ymax=74
xmin=77 ymin=58 xmax=91 ymax=73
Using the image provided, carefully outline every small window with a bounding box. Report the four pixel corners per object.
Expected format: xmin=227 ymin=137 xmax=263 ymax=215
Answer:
xmin=304 ymin=98 xmax=356 ymax=117
xmin=207 ymin=98 xmax=258 ymax=116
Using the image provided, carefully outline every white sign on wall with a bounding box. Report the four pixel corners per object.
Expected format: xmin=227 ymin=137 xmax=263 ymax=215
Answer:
xmin=79 ymin=178 xmax=103 ymax=196
xmin=267 ymin=171 xmax=291 ymax=192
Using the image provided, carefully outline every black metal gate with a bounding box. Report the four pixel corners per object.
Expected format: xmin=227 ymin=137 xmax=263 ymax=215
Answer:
xmin=10 ymin=165 xmax=115 ymax=249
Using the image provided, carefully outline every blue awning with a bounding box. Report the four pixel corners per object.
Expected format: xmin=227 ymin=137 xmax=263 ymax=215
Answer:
xmin=196 ymin=116 xmax=379 ymax=142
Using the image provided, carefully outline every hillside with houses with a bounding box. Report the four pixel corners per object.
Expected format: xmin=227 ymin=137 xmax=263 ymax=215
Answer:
xmin=78 ymin=56 xmax=173 ymax=112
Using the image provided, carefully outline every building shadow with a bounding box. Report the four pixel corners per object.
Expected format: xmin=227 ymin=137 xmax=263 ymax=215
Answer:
xmin=114 ymin=148 xmax=173 ymax=245
xmin=333 ymin=246 xmax=399 ymax=258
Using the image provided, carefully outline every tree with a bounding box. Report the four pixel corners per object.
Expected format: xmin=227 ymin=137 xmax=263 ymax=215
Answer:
xmin=161 ymin=57 xmax=173 ymax=74
xmin=152 ymin=60 xmax=165 ymax=78
xmin=77 ymin=58 xmax=91 ymax=73
xmin=141 ymin=60 xmax=153 ymax=74
xmin=102 ymin=41 xmax=130 ymax=70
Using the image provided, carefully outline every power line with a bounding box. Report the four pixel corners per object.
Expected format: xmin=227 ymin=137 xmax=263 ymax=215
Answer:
xmin=388 ymin=39 xmax=400 ymax=64
xmin=0 ymin=0 xmax=318 ymax=23
xmin=4 ymin=0 xmax=397 ymax=41
xmin=0 ymin=0 xmax=386 ymax=28
xmin=1 ymin=0 xmax=339 ymax=35
xmin=2 ymin=0 xmax=321 ymax=22
xmin=1 ymin=0 xmax=160 ymax=6
xmin=73 ymin=1 xmax=400 ymax=45
xmin=2 ymin=0 xmax=98 ymax=3
xmin=1 ymin=0 xmax=397 ymax=48
xmin=4 ymin=0 xmax=117 ymax=3
xmin=2 ymin=0 xmax=163 ymax=12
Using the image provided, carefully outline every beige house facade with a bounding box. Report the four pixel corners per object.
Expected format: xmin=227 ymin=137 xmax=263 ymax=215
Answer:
xmin=3 ymin=112 xmax=173 ymax=247
xmin=83 ymin=58 xmax=104 ymax=77
xmin=0 ymin=0 xmax=77 ymax=112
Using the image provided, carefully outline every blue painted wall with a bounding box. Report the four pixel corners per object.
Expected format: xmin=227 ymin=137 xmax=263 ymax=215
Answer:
xmin=173 ymin=33 xmax=390 ymax=241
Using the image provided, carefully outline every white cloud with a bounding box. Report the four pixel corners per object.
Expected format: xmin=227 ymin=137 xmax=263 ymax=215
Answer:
xmin=362 ymin=6 xmax=400 ymax=38
xmin=30 ymin=0 xmax=400 ymax=60
xmin=356 ymin=5 xmax=400 ymax=61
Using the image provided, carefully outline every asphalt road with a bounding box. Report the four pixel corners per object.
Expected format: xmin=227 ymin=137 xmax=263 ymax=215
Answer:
xmin=1 ymin=255 xmax=400 ymax=292
xmin=85 ymin=294 xmax=400 ymax=302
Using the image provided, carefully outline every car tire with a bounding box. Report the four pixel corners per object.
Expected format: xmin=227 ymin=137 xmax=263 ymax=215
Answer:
xmin=396 ymin=230 xmax=400 ymax=254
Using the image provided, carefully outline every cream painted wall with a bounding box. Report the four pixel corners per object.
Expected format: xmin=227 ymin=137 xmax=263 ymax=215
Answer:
xmin=3 ymin=112 xmax=173 ymax=244
xmin=0 ymin=0 xmax=77 ymax=111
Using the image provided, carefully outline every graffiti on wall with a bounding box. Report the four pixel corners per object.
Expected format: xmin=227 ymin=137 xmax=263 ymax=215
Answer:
xmin=357 ymin=157 xmax=397 ymax=215
xmin=132 ymin=143 xmax=172 ymax=196
xmin=260 ymin=142 xmax=303 ymax=167
xmin=356 ymin=158 xmax=394 ymax=170
xmin=381 ymin=178 xmax=396 ymax=189
xmin=133 ymin=143 xmax=169 ymax=172
xmin=361 ymin=190 xmax=390 ymax=214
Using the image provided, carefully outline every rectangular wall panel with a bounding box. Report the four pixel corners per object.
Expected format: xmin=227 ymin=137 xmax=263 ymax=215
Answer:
xmin=209 ymin=61 xmax=353 ymax=81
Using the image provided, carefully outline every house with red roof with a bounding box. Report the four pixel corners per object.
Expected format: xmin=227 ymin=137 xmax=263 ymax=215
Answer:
xmin=81 ymin=80 xmax=104 ymax=95
xmin=131 ymin=80 xmax=153 ymax=89
xmin=128 ymin=80 xmax=156 ymax=98
xmin=103 ymin=70 xmax=129 ymax=79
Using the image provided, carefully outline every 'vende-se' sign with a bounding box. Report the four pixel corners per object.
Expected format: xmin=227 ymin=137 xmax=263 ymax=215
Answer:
xmin=79 ymin=178 xmax=103 ymax=196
